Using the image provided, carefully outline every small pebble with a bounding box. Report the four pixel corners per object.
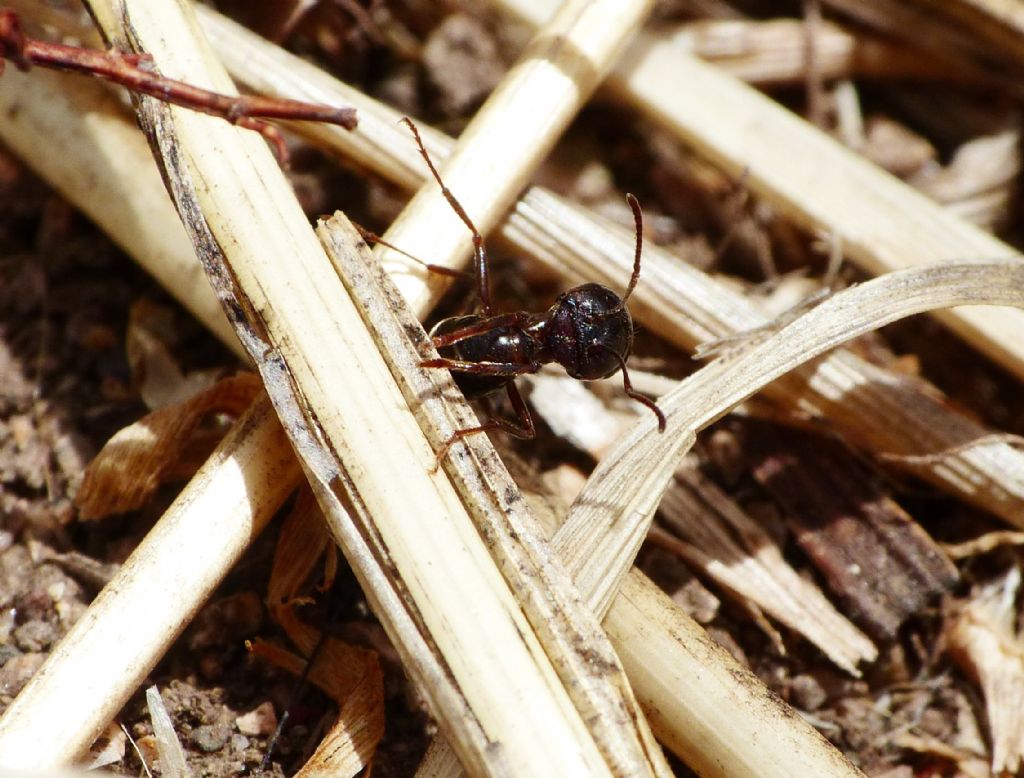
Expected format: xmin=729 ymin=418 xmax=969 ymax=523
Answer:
xmin=236 ymin=701 xmax=277 ymax=737
xmin=0 ymin=652 xmax=45 ymax=697
xmin=190 ymin=723 xmax=231 ymax=753
xmin=13 ymin=619 xmax=58 ymax=652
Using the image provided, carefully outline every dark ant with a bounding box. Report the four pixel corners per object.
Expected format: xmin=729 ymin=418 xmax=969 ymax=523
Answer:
xmin=398 ymin=118 xmax=666 ymax=460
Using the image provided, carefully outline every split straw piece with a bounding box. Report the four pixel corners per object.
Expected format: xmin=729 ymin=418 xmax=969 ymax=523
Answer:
xmin=198 ymin=6 xmax=1024 ymax=524
xmin=664 ymin=17 xmax=977 ymax=85
xmin=80 ymin=0 xmax=631 ymax=775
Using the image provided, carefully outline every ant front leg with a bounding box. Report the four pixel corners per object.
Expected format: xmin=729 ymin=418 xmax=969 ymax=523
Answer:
xmin=433 ymin=381 xmax=536 ymax=467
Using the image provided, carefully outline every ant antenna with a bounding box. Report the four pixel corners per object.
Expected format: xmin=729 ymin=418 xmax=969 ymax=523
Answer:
xmin=400 ymin=118 xmax=494 ymax=316
xmin=592 ymin=344 xmax=667 ymax=432
xmin=591 ymin=193 xmax=645 ymax=321
xmin=622 ymin=193 xmax=644 ymax=305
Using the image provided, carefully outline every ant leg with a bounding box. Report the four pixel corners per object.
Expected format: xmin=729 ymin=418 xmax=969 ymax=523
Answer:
xmin=421 ymin=357 xmax=539 ymax=378
xmin=400 ymin=118 xmax=494 ymax=315
xmin=353 ymin=223 xmax=475 ymax=281
xmin=590 ymin=344 xmax=666 ymax=432
xmin=433 ymin=381 xmax=536 ymax=466
xmin=430 ymin=312 xmax=533 ymax=350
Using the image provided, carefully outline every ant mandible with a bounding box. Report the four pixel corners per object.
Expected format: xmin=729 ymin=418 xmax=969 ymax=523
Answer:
xmin=400 ymin=118 xmax=667 ymax=460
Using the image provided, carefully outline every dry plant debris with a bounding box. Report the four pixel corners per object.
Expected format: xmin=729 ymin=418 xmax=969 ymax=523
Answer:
xmin=1 ymin=1 xmax=1024 ymax=777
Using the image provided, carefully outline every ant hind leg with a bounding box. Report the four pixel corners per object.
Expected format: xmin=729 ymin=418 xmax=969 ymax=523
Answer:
xmin=432 ymin=382 xmax=536 ymax=469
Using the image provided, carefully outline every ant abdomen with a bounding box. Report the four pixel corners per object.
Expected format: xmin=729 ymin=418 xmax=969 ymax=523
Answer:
xmin=544 ymin=283 xmax=634 ymax=381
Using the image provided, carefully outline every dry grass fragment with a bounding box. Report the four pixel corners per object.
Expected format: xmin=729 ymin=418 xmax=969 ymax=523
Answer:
xmin=948 ymin=568 xmax=1024 ymax=776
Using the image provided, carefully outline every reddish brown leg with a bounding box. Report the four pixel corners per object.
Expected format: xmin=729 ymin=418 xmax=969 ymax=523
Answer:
xmin=400 ymin=118 xmax=494 ymax=315
xmin=592 ymin=345 xmax=666 ymax=432
xmin=421 ymin=357 xmax=540 ymax=377
xmin=433 ymin=382 xmax=536 ymax=468
xmin=353 ymin=223 xmax=475 ymax=282
xmin=429 ymin=312 xmax=533 ymax=350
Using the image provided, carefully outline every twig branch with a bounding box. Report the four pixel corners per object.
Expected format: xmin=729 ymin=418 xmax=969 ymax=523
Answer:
xmin=0 ymin=8 xmax=356 ymax=162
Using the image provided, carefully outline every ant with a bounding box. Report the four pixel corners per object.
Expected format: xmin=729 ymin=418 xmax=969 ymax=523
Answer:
xmin=398 ymin=118 xmax=667 ymax=460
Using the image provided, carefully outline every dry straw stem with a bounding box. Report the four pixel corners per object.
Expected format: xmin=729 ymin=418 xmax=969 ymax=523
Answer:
xmin=0 ymin=69 xmax=861 ymax=778
xmin=665 ymin=18 xmax=971 ymax=85
xmin=78 ymin=1 xmax=657 ymax=775
xmin=377 ymin=0 xmax=656 ymax=315
xmin=322 ymin=218 xmax=862 ymax=778
xmin=197 ymin=7 xmax=1024 ymax=524
xmin=605 ymin=572 xmax=858 ymax=777
xmin=822 ymin=0 xmax=1024 ymax=79
xmin=0 ymin=400 xmax=298 ymax=768
xmin=503 ymin=0 xmax=1024 ymax=380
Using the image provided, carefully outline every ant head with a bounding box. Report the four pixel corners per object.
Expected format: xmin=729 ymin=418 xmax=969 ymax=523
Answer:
xmin=544 ymin=283 xmax=633 ymax=380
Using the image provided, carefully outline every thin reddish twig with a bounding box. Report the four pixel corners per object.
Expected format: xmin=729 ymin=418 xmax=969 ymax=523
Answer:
xmin=0 ymin=9 xmax=357 ymax=164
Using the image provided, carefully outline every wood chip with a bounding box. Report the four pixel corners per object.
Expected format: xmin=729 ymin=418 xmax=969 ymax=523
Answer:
xmin=743 ymin=419 xmax=958 ymax=639
xmin=656 ymin=459 xmax=877 ymax=675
